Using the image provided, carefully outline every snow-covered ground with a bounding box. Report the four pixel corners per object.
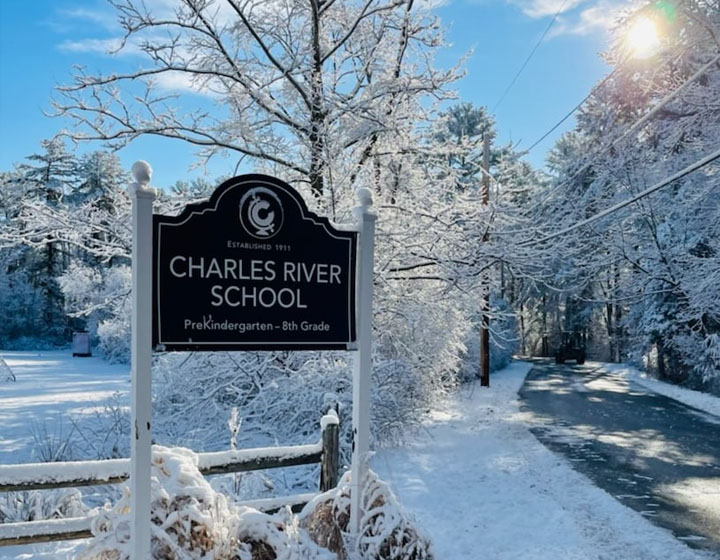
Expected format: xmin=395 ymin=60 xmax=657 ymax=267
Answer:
xmin=0 ymin=351 xmax=129 ymax=464
xmin=373 ymin=362 xmax=716 ymax=560
xmin=1 ymin=354 xmax=717 ymax=559
xmin=604 ymin=363 xmax=720 ymax=419
xmin=0 ymin=351 xmax=129 ymax=559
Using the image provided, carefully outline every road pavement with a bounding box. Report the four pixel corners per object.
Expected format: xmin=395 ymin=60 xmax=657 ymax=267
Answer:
xmin=519 ymin=361 xmax=720 ymax=556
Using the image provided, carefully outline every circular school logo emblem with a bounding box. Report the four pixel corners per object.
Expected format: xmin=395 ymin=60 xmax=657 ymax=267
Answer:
xmin=239 ymin=187 xmax=284 ymax=239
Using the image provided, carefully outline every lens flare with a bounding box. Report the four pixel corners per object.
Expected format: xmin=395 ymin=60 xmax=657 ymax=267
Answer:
xmin=627 ymin=17 xmax=660 ymax=59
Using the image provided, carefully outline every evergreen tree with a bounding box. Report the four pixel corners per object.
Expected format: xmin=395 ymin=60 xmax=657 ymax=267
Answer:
xmin=21 ymin=138 xmax=77 ymax=204
xmin=74 ymin=151 xmax=127 ymax=211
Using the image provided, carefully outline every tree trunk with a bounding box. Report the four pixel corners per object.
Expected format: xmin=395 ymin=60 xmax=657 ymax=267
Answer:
xmin=657 ymin=340 xmax=666 ymax=380
xmin=309 ymin=0 xmax=326 ymax=200
xmin=606 ymin=302 xmax=614 ymax=362
xmin=614 ymin=303 xmax=622 ymax=362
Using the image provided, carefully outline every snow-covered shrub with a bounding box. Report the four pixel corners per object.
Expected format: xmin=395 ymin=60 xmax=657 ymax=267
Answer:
xmin=151 ymin=339 xmax=462 ymax=498
xmin=80 ymin=445 xmax=335 ymax=560
xmin=31 ymin=417 xmax=75 ymax=462
xmin=0 ymin=356 xmax=14 ymax=382
xmin=152 ymin=352 xmax=350 ymax=452
xmin=96 ymin=316 xmax=131 ymax=365
xmin=68 ymin=393 xmax=130 ymax=460
xmin=371 ymin=282 xmax=470 ymax=440
xmin=300 ymin=469 xmax=433 ymax=560
xmin=148 ymin=282 xmax=476 ymax=490
xmin=0 ymin=489 xmax=87 ymax=523
xmin=151 ymin=351 xmax=350 ymax=498
xmin=371 ymin=359 xmax=429 ymax=447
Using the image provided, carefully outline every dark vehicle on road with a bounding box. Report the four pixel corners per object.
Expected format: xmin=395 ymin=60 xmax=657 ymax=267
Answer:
xmin=555 ymin=331 xmax=586 ymax=364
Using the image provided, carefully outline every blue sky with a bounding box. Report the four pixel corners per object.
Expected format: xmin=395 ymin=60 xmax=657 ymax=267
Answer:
xmin=0 ymin=0 xmax=625 ymax=188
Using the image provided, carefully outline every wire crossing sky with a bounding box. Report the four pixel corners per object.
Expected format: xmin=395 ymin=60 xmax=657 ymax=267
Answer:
xmin=526 ymin=147 xmax=720 ymax=245
xmin=492 ymin=0 xmax=571 ymax=114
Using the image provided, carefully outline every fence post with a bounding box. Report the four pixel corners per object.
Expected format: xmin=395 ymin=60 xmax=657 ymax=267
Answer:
xmin=320 ymin=410 xmax=340 ymax=492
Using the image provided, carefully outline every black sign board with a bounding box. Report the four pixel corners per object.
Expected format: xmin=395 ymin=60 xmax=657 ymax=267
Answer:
xmin=152 ymin=174 xmax=358 ymax=351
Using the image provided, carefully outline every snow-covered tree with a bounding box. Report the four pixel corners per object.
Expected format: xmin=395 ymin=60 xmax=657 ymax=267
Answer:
xmin=73 ymin=151 xmax=128 ymax=209
xmin=54 ymin=0 xmax=461 ymax=204
xmin=0 ymin=141 xmax=83 ymax=344
xmin=46 ymin=0 xmax=483 ymax=444
xmin=21 ymin=138 xmax=77 ymax=204
xmin=535 ymin=0 xmax=720 ymax=389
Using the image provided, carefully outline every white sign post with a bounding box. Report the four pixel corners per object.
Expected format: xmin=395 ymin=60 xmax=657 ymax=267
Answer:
xmin=129 ymin=161 xmax=156 ymax=559
xmin=349 ymin=187 xmax=376 ymax=536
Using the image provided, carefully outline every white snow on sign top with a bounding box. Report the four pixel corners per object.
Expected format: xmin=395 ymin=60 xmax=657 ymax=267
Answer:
xmin=372 ymin=361 xmax=714 ymax=560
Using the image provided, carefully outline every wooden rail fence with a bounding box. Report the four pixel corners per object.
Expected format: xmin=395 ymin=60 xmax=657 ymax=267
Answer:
xmin=0 ymin=412 xmax=339 ymax=547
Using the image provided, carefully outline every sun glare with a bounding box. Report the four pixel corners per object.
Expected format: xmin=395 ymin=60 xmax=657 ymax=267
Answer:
xmin=627 ymin=17 xmax=661 ymax=59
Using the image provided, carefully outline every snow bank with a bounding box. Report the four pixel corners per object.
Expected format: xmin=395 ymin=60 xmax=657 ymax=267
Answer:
xmin=604 ymin=363 xmax=720 ymax=418
xmin=373 ymin=361 xmax=713 ymax=559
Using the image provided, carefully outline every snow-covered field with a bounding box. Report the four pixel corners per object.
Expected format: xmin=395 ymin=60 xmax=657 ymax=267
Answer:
xmin=373 ymin=362 xmax=716 ymax=560
xmin=1 ymin=353 xmax=717 ymax=559
xmin=0 ymin=351 xmax=129 ymax=464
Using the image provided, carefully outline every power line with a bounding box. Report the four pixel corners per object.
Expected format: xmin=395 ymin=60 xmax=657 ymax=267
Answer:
xmin=523 ymin=0 xmax=692 ymax=156
xmin=492 ymin=0 xmax=570 ymax=113
xmin=525 ymin=146 xmax=720 ymax=245
xmin=533 ymin=50 xmax=720 ymax=208
xmin=527 ymin=49 xmax=719 ymax=156
xmin=607 ymin=52 xmax=720 ymax=146
xmin=524 ymin=98 xmax=585 ymax=153
xmin=524 ymin=71 xmax=615 ymax=154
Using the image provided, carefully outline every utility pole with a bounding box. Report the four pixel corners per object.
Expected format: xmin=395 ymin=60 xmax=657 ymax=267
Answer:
xmin=480 ymin=134 xmax=490 ymax=387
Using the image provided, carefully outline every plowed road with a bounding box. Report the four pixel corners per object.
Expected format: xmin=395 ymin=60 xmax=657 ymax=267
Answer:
xmin=520 ymin=362 xmax=720 ymax=556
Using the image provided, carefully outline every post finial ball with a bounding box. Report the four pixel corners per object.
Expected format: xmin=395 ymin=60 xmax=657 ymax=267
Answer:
xmin=356 ymin=187 xmax=374 ymax=208
xmin=132 ymin=161 xmax=153 ymax=186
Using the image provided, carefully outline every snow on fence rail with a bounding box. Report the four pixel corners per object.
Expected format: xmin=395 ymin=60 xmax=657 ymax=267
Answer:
xmin=0 ymin=443 xmax=325 ymax=492
xmin=0 ymin=411 xmax=340 ymax=547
